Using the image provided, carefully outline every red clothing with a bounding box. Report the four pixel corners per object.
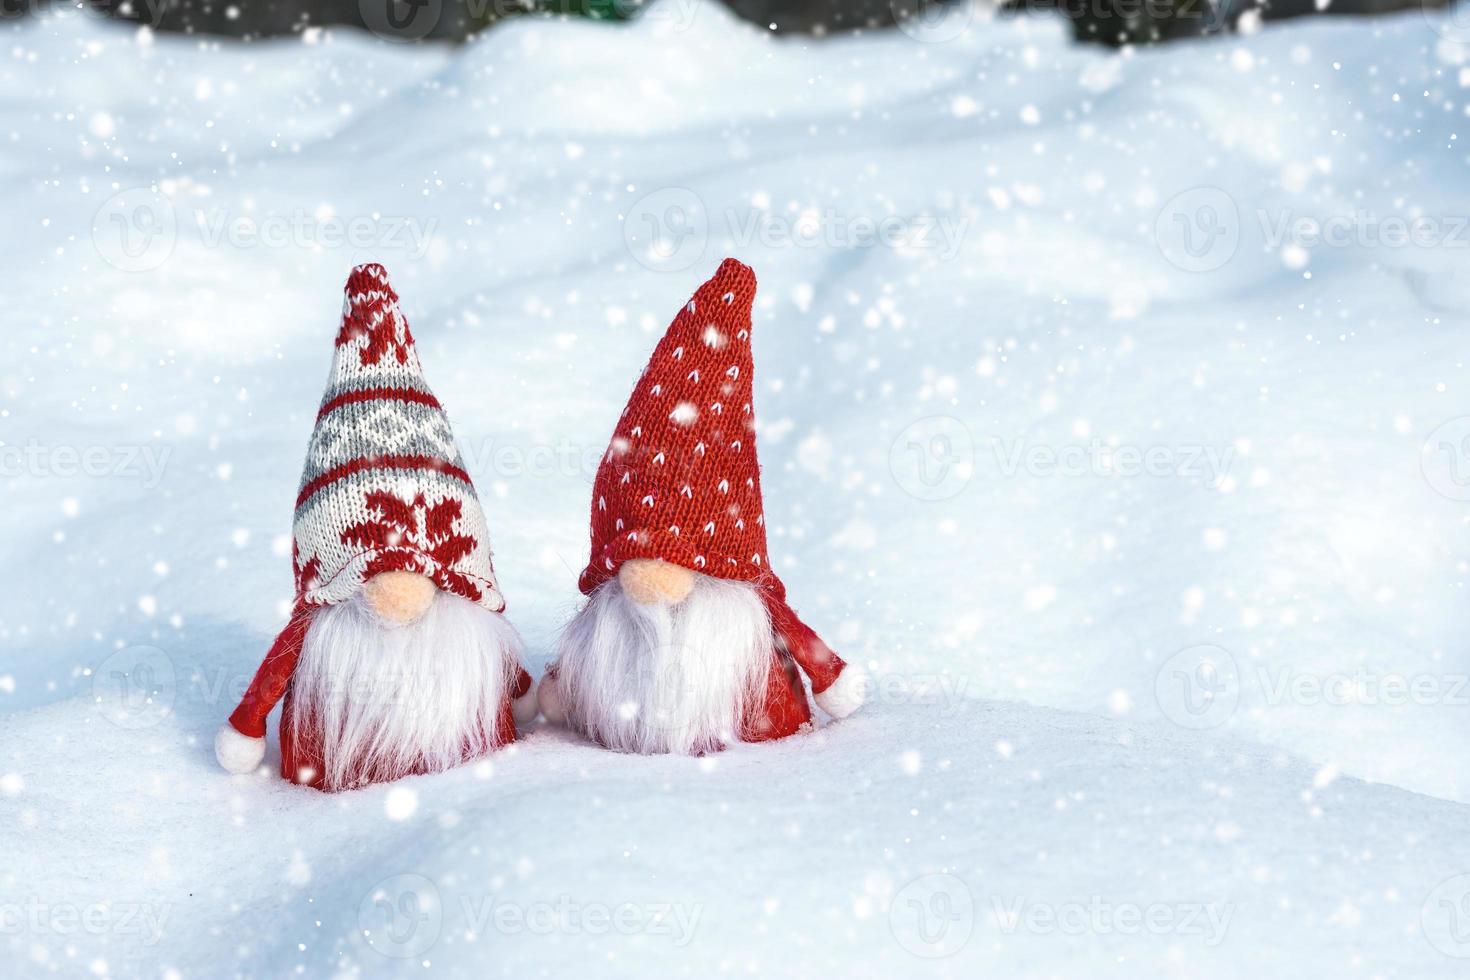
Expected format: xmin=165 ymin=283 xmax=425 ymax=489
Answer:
xmin=740 ymin=603 xmax=855 ymax=739
xmin=742 ymin=649 xmax=813 ymax=743
xmin=227 ymin=607 xmax=532 ymax=790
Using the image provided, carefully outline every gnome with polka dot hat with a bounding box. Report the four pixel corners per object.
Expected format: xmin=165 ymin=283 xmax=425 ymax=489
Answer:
xmin=213 ymin=263 xmax=536 ymax=791
xmin=537 ymin=258 xmax=866 ymax=754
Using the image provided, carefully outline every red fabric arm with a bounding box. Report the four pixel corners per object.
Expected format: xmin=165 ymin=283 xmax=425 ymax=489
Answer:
xmin=227 ymin=609 xmax=313 ymax=739
xmin=511 ymin=663 xmax=533 ymax=701
xmin=766 ymin=595 xmax=846 ymax=695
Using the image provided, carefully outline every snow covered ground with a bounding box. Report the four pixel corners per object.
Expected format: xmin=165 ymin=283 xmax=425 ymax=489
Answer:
xmin=5 ymin=2 xmax=1470 ymax=977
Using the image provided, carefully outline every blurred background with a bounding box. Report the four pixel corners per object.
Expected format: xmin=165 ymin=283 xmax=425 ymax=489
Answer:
xmin=2 ymin=0 xmax=1453 ymax=46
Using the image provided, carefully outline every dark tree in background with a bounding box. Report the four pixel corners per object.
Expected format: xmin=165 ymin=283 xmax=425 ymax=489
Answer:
xmin=1019 ymin=0 xmax=1448 ymax=46
xmin=2 ymin=0 xmax=1453 ymax=46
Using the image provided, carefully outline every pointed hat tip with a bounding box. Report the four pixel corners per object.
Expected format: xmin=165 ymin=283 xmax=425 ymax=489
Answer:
xmin=700 ymin=257 xmax=757 ymax=317
xmin=714 ymin=256 xmax=754 ymax=279
xmin=344 ymin=262 xmax=395 ymax=301
xmin=712 ymin=257 xmax=755 ymax=288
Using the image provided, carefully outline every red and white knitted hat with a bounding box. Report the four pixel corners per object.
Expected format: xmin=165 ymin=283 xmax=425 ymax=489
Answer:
xmin=292 ymin=264 xmax=504 ymax=612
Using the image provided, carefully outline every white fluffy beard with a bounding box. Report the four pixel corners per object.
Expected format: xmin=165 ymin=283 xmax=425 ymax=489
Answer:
xmin=289 ymin=590 xmax=522 ymax=791
xmin=551 ymin=574 xmax=774 ymax=755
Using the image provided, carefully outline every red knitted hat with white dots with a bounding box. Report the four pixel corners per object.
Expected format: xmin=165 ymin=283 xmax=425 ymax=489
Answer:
xmin=580 ymin=258 xmax=779 ymax=596
xmin=292 ymin=263 xmax=504 ymax=612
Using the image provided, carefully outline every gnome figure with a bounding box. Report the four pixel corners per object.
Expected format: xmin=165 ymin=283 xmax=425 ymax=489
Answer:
xmin=214 ymin=263 xmax=536 ymax=791
xmin=537 ymin=258 xmax=866 ymax=754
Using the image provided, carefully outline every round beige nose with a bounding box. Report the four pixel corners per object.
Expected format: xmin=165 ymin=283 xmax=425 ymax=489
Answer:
xmin=363 ymin=571 xmax=437 ymax=626
xmin=619 ymin=559 xmax=696 ymax=606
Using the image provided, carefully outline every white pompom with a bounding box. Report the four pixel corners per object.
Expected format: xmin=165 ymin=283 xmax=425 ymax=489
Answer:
xmin=537 ymin=673 xmax=566 ymax=725
xmin=512 ymin=685 xmax=538 ymax=725
xmin=215 ymin=723 xmax=266 ymax=774
xmin=815 ymin=665 xmax=867 ymax=720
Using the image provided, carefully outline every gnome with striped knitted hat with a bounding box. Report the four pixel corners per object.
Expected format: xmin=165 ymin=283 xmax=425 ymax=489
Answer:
xmin=538 ymin=258 xmax=866 ymax=754
xmin=214 ymin=264 xmax=536 ymax=791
